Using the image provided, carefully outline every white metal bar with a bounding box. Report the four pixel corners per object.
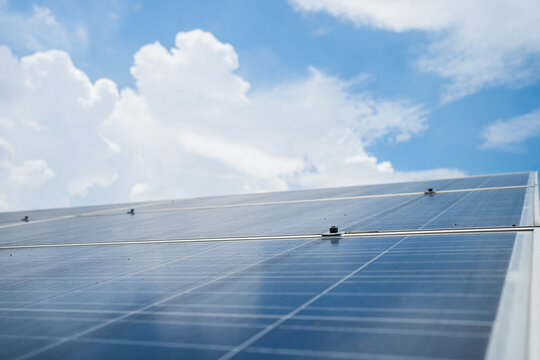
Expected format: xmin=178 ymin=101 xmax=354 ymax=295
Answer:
xmin=130 ymin=185 xmax=534 ymax=215
xmin=0 ymin=184 xmax=532 ymax=229
xmin=0 ymin=226 xmax=537 ymax=251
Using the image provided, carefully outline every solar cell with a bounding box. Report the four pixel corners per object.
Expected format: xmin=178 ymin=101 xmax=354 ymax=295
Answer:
xmin=0 ymin=172 xmax=537 ymax=360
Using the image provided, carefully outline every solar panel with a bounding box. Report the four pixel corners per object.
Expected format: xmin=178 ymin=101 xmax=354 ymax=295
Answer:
xmin=0 ymin=172 xmax=538 ymax=360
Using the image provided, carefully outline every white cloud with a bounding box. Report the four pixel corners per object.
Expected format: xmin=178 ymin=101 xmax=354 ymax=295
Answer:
xmin=0 ymin=45 xmax=119 ymax=209
xmin=290 ymin=0 xmax=540 ymax=101
xmin=129 ymin=182 xmax=150 ymax=201
xmin=0 ymin=30 xmax=463 ymax=211
xmin=0 ymin=3 xmax=86 ymax=53
xmin=4 ymin=159 xmax=55 ymax=189
xmin=481 ymin=108 xmax=540 ymax=151
xmin=178 ymin=132 xmax=305 ymax=179
xmin=0 ymin=157 xmax=55 ymax=211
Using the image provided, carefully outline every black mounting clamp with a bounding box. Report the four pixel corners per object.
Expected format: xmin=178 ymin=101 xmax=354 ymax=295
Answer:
xmin=322 ymin=225 xmax=342 ymax=237
xmin=424 ymin=188 xmax=436 ymax=195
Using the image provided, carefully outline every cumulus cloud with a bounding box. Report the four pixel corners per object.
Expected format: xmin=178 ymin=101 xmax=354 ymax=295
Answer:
xmin=290 ymin=0 xmax=540 ymax=101
xmin=0 ymin=45 xmax=119 ymax=210
xmin=0 ymin=30 xmax=463 ymax=211
xmin=481 ymin=108 xmax=540 ymax=151
xmin=0 ymin=137 xmax=55 ymax=210
xmin=0 ymin=3 xmax=86 ymax=53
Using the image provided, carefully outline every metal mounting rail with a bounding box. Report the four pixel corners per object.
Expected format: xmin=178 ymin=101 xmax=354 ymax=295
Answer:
xmin=342 ymin=225 xmax=537 ymax=237
xmin=0 ymin=184 xmax=532 ymax=230
xmin=0 ymin=225 xmax=536 ymax=250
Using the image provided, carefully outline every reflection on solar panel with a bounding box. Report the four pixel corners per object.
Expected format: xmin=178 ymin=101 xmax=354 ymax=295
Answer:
xmin=0 ymin=172 xmax=538 ymax=359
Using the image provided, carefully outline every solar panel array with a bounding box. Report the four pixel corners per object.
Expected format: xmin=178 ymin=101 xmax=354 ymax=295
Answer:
xmin=0 ymin=172 xmax=537 ymax=359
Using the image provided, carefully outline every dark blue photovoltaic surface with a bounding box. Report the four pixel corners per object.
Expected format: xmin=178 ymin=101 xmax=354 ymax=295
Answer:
xmin=0 ymin=173 xmax=533 ymax=360
xmin=0 ymin=233 xmax=516 ymax=359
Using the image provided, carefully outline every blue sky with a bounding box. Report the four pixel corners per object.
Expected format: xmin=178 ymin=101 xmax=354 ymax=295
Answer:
xmin=0 ymin=0 xmax=539 ymax=211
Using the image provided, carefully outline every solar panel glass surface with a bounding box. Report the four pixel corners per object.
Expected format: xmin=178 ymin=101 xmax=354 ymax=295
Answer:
xmin=0 ymin=172 xmax=535 ymax=360
xmin=0 ymin=233 xmax=521 ymax=359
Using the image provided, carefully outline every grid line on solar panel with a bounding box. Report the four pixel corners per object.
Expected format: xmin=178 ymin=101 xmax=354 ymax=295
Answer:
xmin=242 ymin=345 xmax=455 ymax=360
xmin=0 ymin=288 xmax=505 ymax=297
xmin=0 ymin=311 xmax=494 ymax=330
xmin=0 ymin=312 xmax=498 ymax=332
xmin=12 ymin=333 xmax=477 ymax=360
xmin=0 ymin=304 xmax=498 ymax=318
xmin=0 ymin=323 xmax=493 ymax=342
